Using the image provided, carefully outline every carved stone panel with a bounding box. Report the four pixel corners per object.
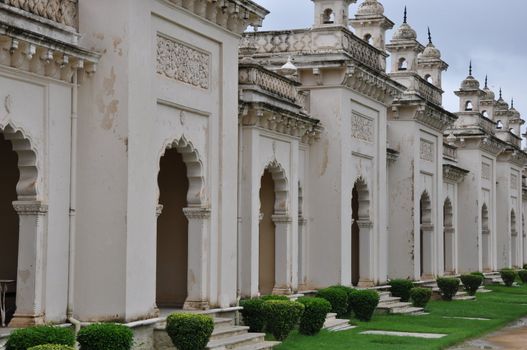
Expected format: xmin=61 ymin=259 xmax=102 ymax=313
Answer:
xmin=511 ymin=174 xmax=518 ymax=190
xmin=420 ymin=140 xmax=434 ymax=162
xmin=156 ymin=35 xmax=210 ymax=89
xmin=481 ymin=163 xmax=491 ymax=180
xmin=351 ymin=112 xmax=374 ymax=143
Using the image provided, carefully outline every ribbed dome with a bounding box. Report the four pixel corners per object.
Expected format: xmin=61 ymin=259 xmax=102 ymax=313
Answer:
xmin=460 ymin=75 xmax=480 ymax=90
xmin=357 ymin=0 xmax=384 ymax=16
xmin=392 ymin=23 xmax=417 ymax=41
xmin=421 ymin=43 xmax=441 ymax=59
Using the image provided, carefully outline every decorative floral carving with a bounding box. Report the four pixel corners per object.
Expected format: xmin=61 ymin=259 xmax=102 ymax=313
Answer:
xmin=420 ymin=140 xmax=434 ymax=162
xmin=481 ymin=163 xmax=491 ymax=180
xmin=156 ymin=35 xmax=210 ymax=89
xmin=3 ymin=0 xmax=78 ymax=28
xmin=351 ymin=112 xmax=374 ymax=143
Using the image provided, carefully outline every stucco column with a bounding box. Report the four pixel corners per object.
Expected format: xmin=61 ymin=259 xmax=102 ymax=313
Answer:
xmin=358 ymin=220 xmax=374 ymax=287
xmin=482 ymin=229 xmax=491 ymax=271
xmin=183 ymin=207 xmax=211 ymax=310
xmin=297 ymin=217 xmax=308 ymax=289
xmin=9 ymin=201 xmax=48 ymax=327
xmin=444 ymin=227 xmax=455 ymax=274
xmin=421 ymin=224 xmax=434 ymax=279
xmin=272 ymin=214 xmax=292 ymax=295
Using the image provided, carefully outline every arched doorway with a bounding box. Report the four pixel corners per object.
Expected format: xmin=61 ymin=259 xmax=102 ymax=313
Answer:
xmin=511 ymin=210 xmax=518 ymax=268
xmin=443 ymin=198 xmax=454 ymax=274
xmin=420 ymin=191 xmax=433 ymax=279
xmin=259 ymin=170 xmax=276 ymax=295
xmin=481 ymin=204 xmax=491 ymax=271
xmin=156 ymin=148 xmax=189 ymax=308
xmin=0 ymin=131 xmax=20 ymax=325
xmin=351 ymin=178 xmax=370 ymax=287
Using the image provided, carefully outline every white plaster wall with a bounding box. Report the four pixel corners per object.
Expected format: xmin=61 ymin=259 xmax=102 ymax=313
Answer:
xmin=443 ymin=181 xmax=459 ymax=273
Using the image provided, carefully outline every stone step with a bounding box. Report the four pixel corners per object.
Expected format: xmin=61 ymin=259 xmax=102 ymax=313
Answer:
xmin=377 ymin=301 xmax=418 ymax=314
xmin=323 ymin=318 xmax=350 ymax=330
xmin=379 ymin=296 xmax=402 ymax=304
xmin=211 ymin=325 xmax=251 ymax=340
xmin=234 ymin=341 xmax=281 ymax=350
xmin=207 ymin=332 xmax=266 ymax=350
xmin=453 ymin=295 xmax=477 ymax=301
xmin=390 ymin=306 xmax=425 ymax=315
xmin=286 ymin=293 xmax=305 ymax=301
xmin=379 ymin=291 xmax=392 ymax=300
xmin=325 ymin=312 xmax=337 ymax=321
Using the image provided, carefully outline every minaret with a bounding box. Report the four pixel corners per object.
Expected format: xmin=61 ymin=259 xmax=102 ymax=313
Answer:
xmin=480 ymin=75 xmax=497 ymax=120
xmin=455 ymin=62 xmax=483 ymax=113
xmin=385 ymin=7 xmax=422 ymax=73
xmin=312 ymin=0 xmax=357 ymax=28
xmin=508 ymin=98 xmax=524 ymax=136
xmin=417 ymin=28 xmax=448 ymax=89
xmin=350 ymin=0 xmax=394 ymax=51
xmin=494 ymin=88 xmax=511 ymax=130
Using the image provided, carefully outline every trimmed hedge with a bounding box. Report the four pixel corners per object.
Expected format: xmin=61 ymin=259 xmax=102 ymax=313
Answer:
xmin=349 ymin=290 xmax=379 ymax=322
xmin=329 ymin=285 xmax=355 ymax=314
xmin=239 ymin=295 xmax=288 ymax=332
xmin=524 ymin=264 xmax=527 ymax=270
xmin=500 ymin=269 xmax=517 ymax=287
xmin=518 ymin=270 xmax=527 ymax=283
xmin=29 ymin=346 xmax=75 ymax=350
xmin=437 ymin=277 xmax=460 ymax=301
xmin=165 ymin=313 xmax=214 ymax=350
xmin=297 ymin=297 xmax=331 ymax=335
xmin=389 ymin=279 xmax=414 ymax=302
xmin=262 ymin=300 xmax=304 ymax=341
xmin=6 ymin=326 xmax=75 ymax=350
xmin=77 ymin=323 xmax=133 ymax=350
xmin=410 ymin=287 xmax=432 ymax=308
xmin=316 ymin=287 xmax=348 ymax=317
xmin=460 ymin=274 xmax=483 ymax=296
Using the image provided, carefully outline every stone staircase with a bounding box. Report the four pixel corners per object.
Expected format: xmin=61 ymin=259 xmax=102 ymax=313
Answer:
xmin=154 ymin=317 xmax=280 ymax=350
xmin=323 ymin=312 xmax=354 ymax=331
xmin=376 ymin=290 xmax=424 ymax=315
xmin=483 ymin=272 xmax=504 ymax=285
xmin=418 ymin=280 xmax=476 ymax=301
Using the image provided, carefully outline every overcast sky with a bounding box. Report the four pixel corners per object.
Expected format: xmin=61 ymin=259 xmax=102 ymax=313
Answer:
xmin=252 ymin=0 xmax=527 ymax=126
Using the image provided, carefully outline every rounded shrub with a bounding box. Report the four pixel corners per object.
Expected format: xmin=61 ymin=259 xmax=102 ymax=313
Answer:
xmin=29 ymin=346 xmax=75 ymax=350
xmin=6 ymin=326 xmax=75 ymax=350
xmin=460 ymin=274 xmax=483 ymax=296
xmin=500 ymin=268 xmax=517 ymax=287
xmin=389 ymin=279 xmax=414 ymax=302
xmin=316 ymin=287 xmax=348 ymax=317
xmin=471 ymin=271 xmax=485 ymax=280
xmin=77 ymin=323 xmax=133 ymax=350
xmin=165 ymin=313 xmax=214 ymax=350
xmin=409 ymin=287 xmax=432 ymax=308
xmin=262 ymin=300 xmax=304 ymax=341
xmin=524 ymin=264 xmax=527 ymax=270
xmin=297 ymin=297 xmax=331 ymax=336
xmin=329 ymin=285 xmax=355 ymax=314
xmin=518 ymin=270 xmax=527 ymax=284
xmin=349 ymin=289 xmax=379 ymax=322
xmin=240 ymin=295 xmax=288 ymax=332
xmin=436 ymin=277 xmax=460 ymax=301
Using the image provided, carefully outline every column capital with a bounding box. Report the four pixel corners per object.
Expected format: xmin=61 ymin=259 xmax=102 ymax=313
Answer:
xmin=183 ymin=207 xmax=211 ymax=220
xmin=357 ymin=220 xmax=373 ymax=229
xmin=272 ymin=214 xmax=292 ymax=223
xmin=12 ymin=201 xmax=48 ymax=215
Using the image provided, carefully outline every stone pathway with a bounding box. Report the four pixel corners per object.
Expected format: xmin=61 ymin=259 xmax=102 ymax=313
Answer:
xmin=360 ymin=330 xmax=447 ymax=339
xmin=449 ymin=317 xmax=527 ymax=350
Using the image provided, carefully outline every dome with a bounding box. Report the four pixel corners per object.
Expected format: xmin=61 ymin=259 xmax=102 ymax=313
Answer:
xmin=460 ymin=75 xmax=480 ymax=90
xmin=357 ymin=0 xmax=385 ymax=17
xmin=392 ymin=23 xmax=417 ymax=41
xmin=496 ymin=98 xmax=509 ymax=110
xmin=483 ymin=87 xmax=495 ymax=101
xmin=421 ymin=43 xmax=441 ymax=59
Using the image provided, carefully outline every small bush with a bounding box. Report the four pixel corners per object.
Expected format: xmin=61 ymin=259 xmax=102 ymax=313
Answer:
xmin=524 ymin=264 xmax=527 ymax=270
xmin=329 ymin=285 xmax=355 ymax=314
xmin=77 ymin=323 xmax=133 ymax=350
xmin=471 ymin=271 xmax=485 ymax=280
xmin=6 ymin=326 xmax=75 ymax=350
xmin=349 ymin=289 xmax=379 ymax=322
xmin=316 ymin=287 xmax=348 ymax=317
xmin=436 ymin=277 xmax=460 ymax=301
xmin=262 ymin=300 xmax=304 ymax=341
xmin=410 ymin=287 xmax=432 ymax=308
xmin=297 ymin=297 xmax=332 ymax=335
xmin=29 ymin=346 xmax=75 ymax=350
xmin=165 ymin=313 xmax=214 ymax=350
xmin=500 ymin=268 xmax=517 ymax=287
xmin=460 ymin=274 xmax=483 ymax=296
xmin=389 ymin=279 xmax=414 ymax=302
xmin=240 ymin=295 xmax=288 ymax=332
xmin=518 ymin=270 xmax=527 ymax=283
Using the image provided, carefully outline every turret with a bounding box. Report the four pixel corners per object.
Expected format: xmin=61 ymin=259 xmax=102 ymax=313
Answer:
xmin=508 ymin=99 xmax=524 ymax=136
xmin=455 ymin=62 xmax=484 ymax=113
xmin=494 ymin=88 xmax=510 ymax=130
xmin=349 ymin=0 xmax=394 ymax=51
xmin=312 ymin=0 xmax=357 ymax=28
xmin=417 ymin=28 xmax=448 ymax=89
xmin=480 ymin=75 xmax=496 ymax=120
xmin=385 ymin=7 xmax=422 ymax=73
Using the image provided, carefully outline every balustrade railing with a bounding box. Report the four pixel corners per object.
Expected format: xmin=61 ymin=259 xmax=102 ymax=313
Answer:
xmin=239 ymin=65 xmax=298 ymax=104
xmin=1 ymin=0 xmax=78 ymax=29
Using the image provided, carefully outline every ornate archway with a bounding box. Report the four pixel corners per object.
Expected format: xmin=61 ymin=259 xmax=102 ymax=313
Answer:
xmin=351 ymin=176 xmax=371 ymax=287
xmin=420 ymin=191 xmax=433 ymax=279
xmin=156 ymin=136 xmax=209 ymax=310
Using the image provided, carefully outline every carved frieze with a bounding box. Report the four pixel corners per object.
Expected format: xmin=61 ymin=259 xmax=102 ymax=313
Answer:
xmin=351 ymin=112 xmax=374 ymax=143
xmin=443 ymin=164 xmax=469 ymax=183
xmin=2 ymin=0 xmax=78 ymax=28
xmin=481 ymin=162 xmax=491 ymax=180
xmin=420 ymin=140 xmax=434 ymax=162
xmin=156 ymin=35 xmax=210 ymax=89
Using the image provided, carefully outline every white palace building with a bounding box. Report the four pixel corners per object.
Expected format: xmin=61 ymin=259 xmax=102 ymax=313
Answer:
xmin=0 ymin=0 xmax=526 ymax=347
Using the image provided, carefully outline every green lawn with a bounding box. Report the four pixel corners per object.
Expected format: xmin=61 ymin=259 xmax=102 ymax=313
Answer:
xmin=276 ymin=283 xmax=527 ymax=350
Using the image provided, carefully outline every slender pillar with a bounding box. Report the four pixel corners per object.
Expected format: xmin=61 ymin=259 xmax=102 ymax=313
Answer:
xmin=9 ymin=201 xmax=47 ymax=327
xmin=421 ymin=224 xmax=434 ymax=279
xmin=183 ymin=207 xmax=211 ymax=310
xmin=272 ymin=214 xmax=292 ymax=295
xmin=297 ymin=217 xmax=308 ymax=289
xmin=444 ymin=227 xmax=455 ymax=274
xmin=358 ymin=220 xmax=374 ymax=287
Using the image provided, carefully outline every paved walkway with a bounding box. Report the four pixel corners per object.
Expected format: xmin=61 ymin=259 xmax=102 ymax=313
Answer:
xmin=449 ymin=317 xmax=527 ymax=350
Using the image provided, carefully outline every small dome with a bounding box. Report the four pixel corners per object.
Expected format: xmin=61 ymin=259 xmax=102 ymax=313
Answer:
xmin=357 ymin=0 xmax=385 ymax=17
xmin=460 ymin=75 xmax=480 ymax=90
xmin=421 ymin=43 xmax=441 ymax=59
xmin=279 ymin=56 xmax=297 ymax=76
xmin=496 ymin=98 xmax=509 ymax=110
xmin=482 ymin=87 xmax=495 ymax=101
xmin=392 ymin=23 xmax=417 ymax=41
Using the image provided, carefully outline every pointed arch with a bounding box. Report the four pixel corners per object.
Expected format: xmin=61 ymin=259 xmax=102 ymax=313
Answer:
xmin=420 ymin=190 xmax=432 ymax=224
xmin=0 ymin=123 xmax=39 ymax=200
xmin=443 ymin=197 xmax=455 ymax=274
xmin=157 ymin=136 xmax=205 ymax=208
xmin=353 ymin=176 xmax=370 ymax=220
xmin=262 ymin=159 xmax=289 ymax=215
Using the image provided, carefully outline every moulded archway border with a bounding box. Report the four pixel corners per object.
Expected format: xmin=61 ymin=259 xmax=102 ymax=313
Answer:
xmin=261 ymin=159 xmax=289 ymax=216
xmin=353 ymin=176 xmax=370 ymax=220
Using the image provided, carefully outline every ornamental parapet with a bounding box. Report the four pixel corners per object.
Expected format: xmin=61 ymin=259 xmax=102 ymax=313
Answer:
xmin=414 ymin=76 xmax=443 ymax=106
xmin=239 ymin=63 xmax=298 ymax=104
xmin=1 ymin=0 xmax=78 ymax=29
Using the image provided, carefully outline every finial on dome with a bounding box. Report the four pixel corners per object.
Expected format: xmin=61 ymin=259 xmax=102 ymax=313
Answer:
xmin=511 ymin=98 xmax=514 ymax=108
xmin=484 ymin=75 xmax=488 ymax=89
xmin=427 ymin=27 xmax=432 ymax=44
xmin=499 ymin=88 xmax=502 ymax=100
xmin=469 ymin=61 xmax=472 ymax=76
xmin=403 ymin=6 xmax=407 ymax=23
